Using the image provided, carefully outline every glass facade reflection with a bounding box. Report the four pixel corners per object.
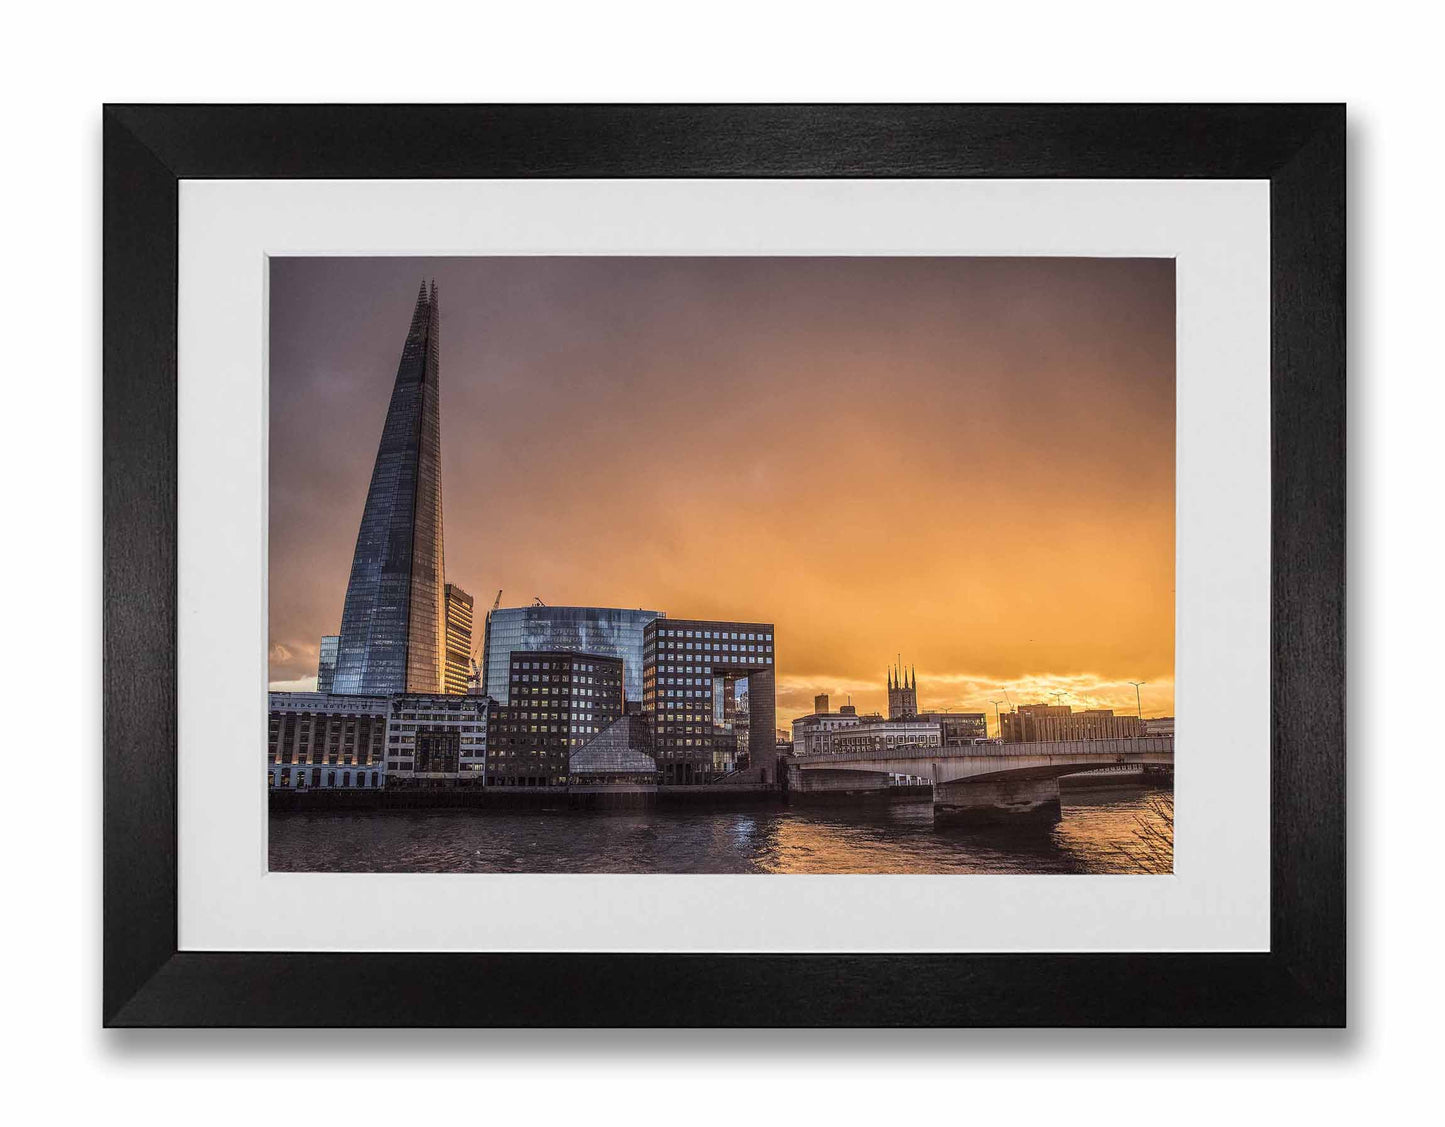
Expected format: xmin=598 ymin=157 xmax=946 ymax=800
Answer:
xmin=332 ymin=282 xmax=447 ymax=695
xmin=481 ymin=606 xmax=664 ymax=706
xmin=315 ymin=635 xmax=339 ymax=693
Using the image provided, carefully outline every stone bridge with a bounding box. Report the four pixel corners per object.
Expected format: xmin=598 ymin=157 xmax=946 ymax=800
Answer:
xmin=785 ymin=736 xmax=1174 ymax=825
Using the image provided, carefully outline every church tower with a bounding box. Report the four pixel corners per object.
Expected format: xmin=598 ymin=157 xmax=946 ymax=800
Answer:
xmin=887 ymin=661 xmax=918 ymax=719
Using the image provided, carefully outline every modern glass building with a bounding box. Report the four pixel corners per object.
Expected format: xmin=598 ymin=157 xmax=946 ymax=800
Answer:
xmin=331 ymin=281 xmax=447 ymax=696
xmin=315 ymin=634 xmax=340 ymax=693
xmin=481 ymin=606 xmax=664 ymax=706
xmin=443 ymin=583 xmax=474 ymax=696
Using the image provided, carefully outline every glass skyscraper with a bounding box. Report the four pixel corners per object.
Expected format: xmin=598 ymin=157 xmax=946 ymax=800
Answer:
xmin=315 ymin=634 xmax=340 ymax=693
xmin=481 ymin=606 xmax=664 ymax=706
xmin=331 ymin=281 xmax=447 ymax=695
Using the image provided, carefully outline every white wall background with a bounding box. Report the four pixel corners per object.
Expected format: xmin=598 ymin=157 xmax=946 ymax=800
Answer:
xmin=1 ymin=1 xmax=1436 ymax=1123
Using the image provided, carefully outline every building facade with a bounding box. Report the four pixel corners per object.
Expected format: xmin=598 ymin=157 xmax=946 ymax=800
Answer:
xmin=443 ymin=583 xmax=474 ymax=695
xmin=315 ymin=635 xmax=340 ymax=694
xmin=384 ymin=692 xmax=490 ymax=785
xmin=481 ymin=605 xmax=664 ymax=706
xmin=887 ymin=663 xmax=918 ymax=719
xmin=791 ymin=695 xmax=863 ymax=756
xmin=485 ymin=650 xmax=625 ymax=786
xmin=829 ymin=718 xmax=942 ymax=756
xmin=267 ymin=691 xmax=389 ymax=789
xmin=641 ymin=617 xmax=776 ymax=784
xmin=1000 ymin=704 xmax=1146 ymax=742
xmin=568 ymin=709 xmax=660 ymax=793
xmin=916 ymin=710 xmax=990 ymax=745
xmin=331 ymin=281 xmax=447 ymax=696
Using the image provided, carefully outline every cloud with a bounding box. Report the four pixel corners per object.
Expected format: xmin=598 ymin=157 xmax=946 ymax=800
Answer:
xmin=268 ymin=676 xmax=319 ymax=692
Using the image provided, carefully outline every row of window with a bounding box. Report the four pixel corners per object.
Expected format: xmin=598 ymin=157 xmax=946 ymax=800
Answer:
xmin=271 ymin=768 xmax=381 ymax=788
xmin=655 ymin=629 xmax=771 ymax=641
xmin=512 ymin=660 xmax=612 ymax=671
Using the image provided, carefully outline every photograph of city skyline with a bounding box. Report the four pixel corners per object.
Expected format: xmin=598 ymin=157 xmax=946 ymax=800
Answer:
xmin=267 ymin=255 xmax=1176 ymax=874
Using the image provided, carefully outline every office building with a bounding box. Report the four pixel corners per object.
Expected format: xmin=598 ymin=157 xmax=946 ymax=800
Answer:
xmin=384 ymin=692 xmax=490 ymax=785
xmin=641 ymin=617 xmax=776 ymax=784
xmin=830 ymin=718 xmax=942 ymax=755
xmin=791 ymin=695 xmax=863 ymax=756
xmin=443 ymin=583 xmax=474 ymax=695
xmin=1000 ymin=704 xmax=1145 ymax=742
xmin=481 ymin=605 xmax=664 ymax=706
xmin=486 ymin=651 xmax=624 ymax=786
xmin=331 ymin=281 xmax=447 ymax=695
xmin=267 ymin=691 xmax=389 ymax=790
xmin=916 ymin=710 xmax=989 ymax=745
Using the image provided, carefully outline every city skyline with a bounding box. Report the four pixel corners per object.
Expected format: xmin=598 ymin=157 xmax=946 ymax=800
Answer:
xmin=269 ymin=256 xmax=1175 ymax=729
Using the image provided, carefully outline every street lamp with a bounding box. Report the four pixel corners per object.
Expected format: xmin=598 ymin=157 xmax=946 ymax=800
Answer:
xmin=988 ymin=698 xmax=1004 ymax=738
xmin=1128 ymin=680 xmax=1146 ymax=722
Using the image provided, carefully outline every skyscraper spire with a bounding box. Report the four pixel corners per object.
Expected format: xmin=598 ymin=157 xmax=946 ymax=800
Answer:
xmin=331 ymin=280 xmax=448 ymax=695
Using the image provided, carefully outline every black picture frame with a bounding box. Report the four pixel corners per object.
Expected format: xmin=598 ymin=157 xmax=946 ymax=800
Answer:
xmin=103 ymin=104 xmax=1344 ymax=1027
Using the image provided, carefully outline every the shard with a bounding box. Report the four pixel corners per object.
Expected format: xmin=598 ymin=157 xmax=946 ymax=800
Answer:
xmin=330 ymin=281 xmax=447 ymax=695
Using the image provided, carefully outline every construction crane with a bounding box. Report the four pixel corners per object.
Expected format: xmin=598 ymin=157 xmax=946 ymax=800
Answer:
xmin=465 ymin=591 xmax=502 ymax=695
xmin=531 ymin=596 xmax=546 ymax=607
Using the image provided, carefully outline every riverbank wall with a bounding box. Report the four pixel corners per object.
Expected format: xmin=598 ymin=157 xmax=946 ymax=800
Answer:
xmin=269 ymin=782 xmax=783 ymax=814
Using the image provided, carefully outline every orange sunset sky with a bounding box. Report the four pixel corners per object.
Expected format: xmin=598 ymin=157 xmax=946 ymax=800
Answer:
xmin=268 ymin=256 xmax=1175 ymax=732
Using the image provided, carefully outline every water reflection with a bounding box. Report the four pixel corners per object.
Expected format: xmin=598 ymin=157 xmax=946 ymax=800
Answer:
xmin=269 ymin=783 xmax=1172 ymax=875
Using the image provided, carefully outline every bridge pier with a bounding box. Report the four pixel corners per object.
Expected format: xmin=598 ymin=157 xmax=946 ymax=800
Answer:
xmin=787 ymin=767 xmax=892 ymax=804
xmin=933 ymin=776 xmax=1062 ymax=827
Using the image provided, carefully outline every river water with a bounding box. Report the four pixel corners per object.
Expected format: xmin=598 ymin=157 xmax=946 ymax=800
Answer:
xmin=269 ymin=782 xmax=1172 ymax=874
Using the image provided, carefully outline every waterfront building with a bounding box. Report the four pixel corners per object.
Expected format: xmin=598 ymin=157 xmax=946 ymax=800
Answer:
xmin=486 ymin=650 xmax=625 ymax=786
xmin=829 ymin=718 xmax=942 ymax=756
xmin=481 ymin=605 xmax=664 ymax=706
xmin=315 ymin=634 xmax=339 ymax=693
xmin=791 ymin=694 xmax=862 ymax=756
xmin=331 ymin=281 xmax=447 ymax=696
xmin=1144 ymin=716 xmax=1175 ymax=737
xmin=887 ymin=663 xmax=919 ymax=719
xmin=568 ymin=709 xmax=660 ymax=796
xmin=384 ymin=692 xmax=490 ymax=786
xmin=916 ymin=710 xmax=990 ymax=745
xmin=267 ymin=691 xmax=389 ymax=789
xmin=1000 ymin=704 xmax=1146 ymax=742
xmin=641 ymin=617 xmax=776 ymax=784
xmin=443 ymin=583 xmax=474 ymax=696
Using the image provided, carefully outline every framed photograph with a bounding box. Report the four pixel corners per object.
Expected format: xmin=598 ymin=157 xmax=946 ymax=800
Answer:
xmin=103 ymin=104 xmax=1344 ymax=1026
